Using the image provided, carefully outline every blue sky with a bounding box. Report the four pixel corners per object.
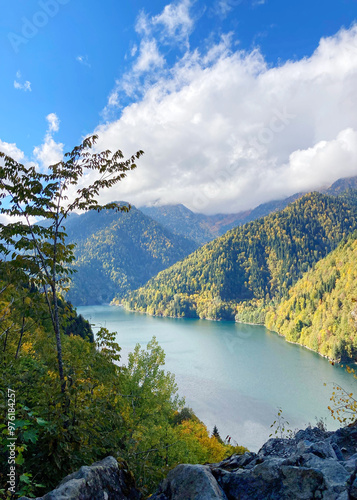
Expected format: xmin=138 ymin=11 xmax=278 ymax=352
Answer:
xmin=1 ymin=0 xmax=357 ymax=213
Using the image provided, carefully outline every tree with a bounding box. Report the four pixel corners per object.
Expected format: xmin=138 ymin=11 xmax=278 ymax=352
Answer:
xmin=212 ymin=425 xmax=223 ymax=443
xmin=0 ymin=135 xmax=143 ymax=391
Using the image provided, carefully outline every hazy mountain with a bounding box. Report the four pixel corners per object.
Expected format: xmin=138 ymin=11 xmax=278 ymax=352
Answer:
xmin=141 ymin=176 xmax=357 ymax=244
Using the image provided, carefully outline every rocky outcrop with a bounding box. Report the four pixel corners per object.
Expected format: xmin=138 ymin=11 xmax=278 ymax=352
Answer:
xmin=151 ymin=426 xmax=357 ymax=500
xmin=19 ymin=426 xmax=357 ymax=499
xmin=19 ymin=456 xmax=142 ymax=500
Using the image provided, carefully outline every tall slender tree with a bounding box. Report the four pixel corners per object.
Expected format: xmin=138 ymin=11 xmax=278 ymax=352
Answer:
xmin=0 ymin=135 xmax=143 ymax=391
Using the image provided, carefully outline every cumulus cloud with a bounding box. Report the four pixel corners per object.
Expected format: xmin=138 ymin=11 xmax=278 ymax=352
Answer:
xmin=33 ymin=113 xmax=64 ymax=169
xmin=94 ymin=24 xmax=357 ymax=214
xmin=0 ymin=139 xmax=26 ymax=162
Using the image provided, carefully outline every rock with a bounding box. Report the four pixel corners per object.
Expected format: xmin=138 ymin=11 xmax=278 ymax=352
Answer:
xmin=19 ymin=456 xmax=142 ymax=500
xmin=350 ymin=475 xmax=357 ymax=498
xmin=209 ymin=451 xmax=257 ymax=471
xmin=20 ymin=425 xmax=357 ymax=500
xmin=329 ymin=427 xmax=357 ymax=460
xmin=152 ymin=425 xmax=357 ymax=500
xmin=280 ymin=465 xmax=325 ymax=499
xmin=331 ymin=443 xmax=345 ymax=462
xmin=150 ymin=464 xmax=227 ymax=500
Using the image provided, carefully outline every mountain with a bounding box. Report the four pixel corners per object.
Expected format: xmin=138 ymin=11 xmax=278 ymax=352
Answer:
xmin=140 ymin=176 xmax=357 ymax=245
xmin=64 ymin=205 xmax=198 ymax=306
xmin=140 ymin=196 xmax=304 ymax=245
xmin=323 ymin=175 xmax=357 ymax=196
xmin=123 ymin=192 xmax=357 ymax=321
xmin=265 ymin=233 xmax=357 ymax=362
xmin=140 ymin=204 xmax=217 ymax=245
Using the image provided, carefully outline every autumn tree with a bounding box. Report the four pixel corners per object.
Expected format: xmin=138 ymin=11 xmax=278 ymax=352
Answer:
xmin=0 ymin=135 xmax=143 ymax=391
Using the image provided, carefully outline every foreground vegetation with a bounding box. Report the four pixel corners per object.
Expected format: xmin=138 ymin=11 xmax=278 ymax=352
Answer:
xmin=0 ymin=268 xmax=246 ymax=498
xmin=0 ymin=137 xmax=246 ymax=498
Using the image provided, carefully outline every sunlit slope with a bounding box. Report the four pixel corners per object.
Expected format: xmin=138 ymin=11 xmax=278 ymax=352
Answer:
xmin=265 ymin=234 xmax=357 ymax=362
xmin=123 ymin=192 xmax=357 ymax=319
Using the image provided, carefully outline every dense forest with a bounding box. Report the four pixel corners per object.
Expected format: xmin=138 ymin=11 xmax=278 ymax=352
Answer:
xmin=64 ymin=176 xmax=357 ymax=307
xmin=0 ymin=263 xmax=246 ymax=497
xmin=123 ymin=192 xmax=357 ymax=361
xmin=264 ymin=234 xmax=357 ymax=362
xmin=64 ymin=205 xmax=198 ymax=305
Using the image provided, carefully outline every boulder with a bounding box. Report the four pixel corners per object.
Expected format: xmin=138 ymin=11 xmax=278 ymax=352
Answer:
xmin=152 ymin=425 xmax=357 ymax=499
xmin=150 ymin=464 xmax=227 ymax=500
xmin=19 ymin=456 xmax=142 ymax=500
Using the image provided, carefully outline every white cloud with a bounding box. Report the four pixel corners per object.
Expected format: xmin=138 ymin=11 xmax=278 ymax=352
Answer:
xmin=0 ymin=139 xmax=25 ymax=162
xmin=135 ymin=10 xmax=152 ymax=36
xmin=14 ymin=80 xmax=32 ymax=92
xmin=94 ymin=24 xmax=357 ymax=214
xmin=133 ymin=40 xmax=165 ymax=73
xmin=46 ymin=113 xmax=60 ymax=133
xmin=214 ymin=0 xmax=240 ymax=18
xmin=33 ymin=113 xmax=64 ymax=169
xmin=103 ymin=0 xmax=195 ymax=118
xmin=14 ymin=70 xmax=32 ymax=91
xmin=152 ymin=0 xmax=194 ymax=45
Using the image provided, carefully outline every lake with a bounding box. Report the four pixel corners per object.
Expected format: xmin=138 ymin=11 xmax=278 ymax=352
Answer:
xmin=77 ymin=305 xmax=356 ymax=452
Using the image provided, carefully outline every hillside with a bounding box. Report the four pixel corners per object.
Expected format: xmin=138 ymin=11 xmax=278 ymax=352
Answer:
xmin=264 ymin=234 xmax=357 ymax=362
xmin=140 ymin=195 xmax=304 ymax=245
xmin=65 ymin=206 xmax=198 ymax=305
xmin=141 ymin=176 xmax=357 ymax=245
xmin=140 ymin=204 xmax=218 ymax=245
xmin=123 ymin=192 xmax=357 ymax=321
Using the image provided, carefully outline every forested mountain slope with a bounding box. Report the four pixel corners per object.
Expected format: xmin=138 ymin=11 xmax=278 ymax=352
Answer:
xmin=264 ymin=234 xmax=357 ymax=362
xmin=123 ymin=193 xmax=357 ymax=321
xmin=140 ymin=195 xmax=304 ymax=245
xmin=65 ymin=206 xmax=197 ymax=305
xmin=141 ymin=176 xmax=357 ymax=245
xmin=140 ymin=204 xmax=219 ymax=245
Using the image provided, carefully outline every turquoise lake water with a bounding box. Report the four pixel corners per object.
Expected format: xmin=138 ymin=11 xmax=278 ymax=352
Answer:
xmin=77 ymin=305 xmax=356 ymax=451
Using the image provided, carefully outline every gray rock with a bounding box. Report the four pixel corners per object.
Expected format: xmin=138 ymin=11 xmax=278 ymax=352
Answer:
xmin=21 ymin=425 xmax=357 ymax=500
xmin=329 ymin=426 xmax=357 ymax=460
xmin=150 ymin=464 xmax=227 ymax=500
xmin=258 ymin=437 xmax=297 ymax=459
xmin=19 ymin=456 xmax=141 ymax=500
xmin=152 ymin=426 xmax=357 ymax=500
xmin=350 ymin=475 xmax=357 ymax=498
xmin=304 ymin=440 xmax=338 ymax=460
xmin=343 ymin=453 xmax=357 ymax=474
xmin=209 ymin=451 xmax=258 ymax=471
xmin=331 ymin=443 xmax=345 ymax=462
xmin=280 ymin=465 xmax=325 ymax=499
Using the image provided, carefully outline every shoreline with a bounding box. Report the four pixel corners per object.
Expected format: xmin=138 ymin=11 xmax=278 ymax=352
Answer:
xmin=78 ymin=301 xmax=356 ymax=366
